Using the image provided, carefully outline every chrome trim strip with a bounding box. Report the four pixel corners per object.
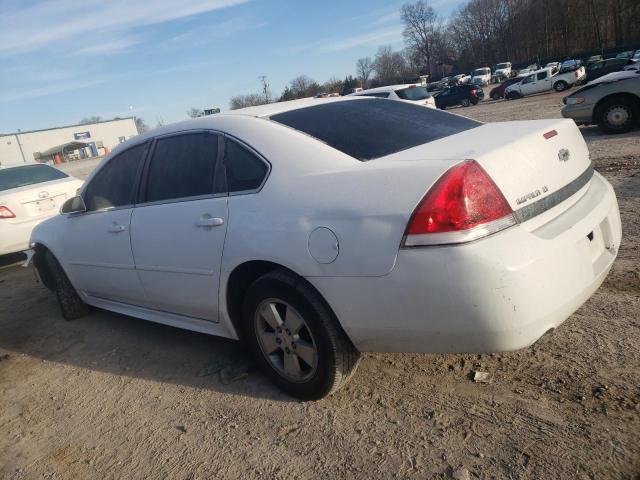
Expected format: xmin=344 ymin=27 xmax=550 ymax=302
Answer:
xmin=513 ymin=164 xmax=594 ymax=224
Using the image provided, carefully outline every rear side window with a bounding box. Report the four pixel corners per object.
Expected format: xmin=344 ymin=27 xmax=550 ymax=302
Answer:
xmin=0 ymin=164 xmax=67 ymax=192
xmin=225 ymin=139 xmax=268 ymax=193
xmin=145 ymin=133 xmax=219 ymax=203
xmin=84 ymin=143 xmax=146 ymax=211
xmin=537 ymin=71 xmax=548 ymax=80
xmin=270 ymin=99 xmax=481 ymax=161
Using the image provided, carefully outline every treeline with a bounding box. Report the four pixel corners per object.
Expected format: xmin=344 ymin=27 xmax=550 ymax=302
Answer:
xmin=229 ymin=0 xmax=640 ymax=109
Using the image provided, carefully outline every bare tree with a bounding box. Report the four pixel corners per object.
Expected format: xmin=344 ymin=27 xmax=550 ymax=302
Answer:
xmin=229 ymin=93 xmax=269 ymax=110
xmin=356 ymin=57 xmax=374 ymax=88
xmin=373 ymin=46 xmax=407 ymax=85
xmin=186 ymin=108 xmax=203 ymax=118
xmin=401 ymin=1 xmax=443 ymax=74
xmin=135 ymin=117 xmax=148 ymax=133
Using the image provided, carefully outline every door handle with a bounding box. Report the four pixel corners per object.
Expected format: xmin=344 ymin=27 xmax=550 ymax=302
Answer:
xmin=108 ymin=223 xmax=126 ymax=233
xmin=196 ymin=215 xmax=224 ymax=228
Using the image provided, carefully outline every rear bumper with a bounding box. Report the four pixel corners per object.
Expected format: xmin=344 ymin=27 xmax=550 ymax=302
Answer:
xmin=0 ymin=218 xmax=47 ymax=256
xmin=310 ymin=172 xmax=621 ymax=353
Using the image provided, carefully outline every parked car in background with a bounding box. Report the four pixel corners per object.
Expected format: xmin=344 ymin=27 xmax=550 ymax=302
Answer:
xmin=517 ymin=63 xmax=540 ymax=76
xmin=30 ymin=96 xmax=621 ymax=399
xmin=633 ymin=51 xmax=640 ymax=61
xmin=0 ymin=164 xmax=82 ymax=256
xmin=624 ymin=60 xmax=639 ymax=72
xmin=506 ymin=65 xmax=586 ymax=98
xmin=453 ymin=74 xmax=471 ymax=85
xmin=560 ymin=59 xmax=584 ymax=74
xmin=492 ymin=62 xmax=512 ymax=83
xmin=489 ymin=76 xmax=526 ymax=100
xmin=471 ymin=67 xmax=491 ymax=86
xmin=616 ymin=51 xmax=634 ymax=59
xmin=586 ymin=55 xmax=603 ymax=65
xmin=349 ymin=84 xmax=435 ymax=108
xmin=586 ymin=58 xmax=635 ymax=82
xmin=545 ymin=62 xmax=561 ymax=73
xmin=562 ymin=70 xmax=640 ymax=133
xmin=434 ymin=84 xmax=484 ymax=108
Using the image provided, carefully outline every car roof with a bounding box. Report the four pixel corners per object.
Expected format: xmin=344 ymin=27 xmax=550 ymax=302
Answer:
xmin=349 ymin=84 xmax=422 ymax=95
xmin=0 ymin=162 xmax=43 ymax=170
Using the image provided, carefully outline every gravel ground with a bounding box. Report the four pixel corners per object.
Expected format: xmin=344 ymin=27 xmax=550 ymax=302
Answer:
xmin=1 ymin=89 xmax=639 ymax=480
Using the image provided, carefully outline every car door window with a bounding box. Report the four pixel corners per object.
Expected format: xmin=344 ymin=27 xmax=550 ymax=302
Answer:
xmin=522 ymin=75 xmax=534 ymax=84
xmin=225 ymin=139 xmax=269 ymax=193
xmin=84 ymin=143 xmax=147 ymax=212
xmin=145 ymin=132 xmax=219 ymax=203
xmin=537 ymin=71 xmax=548 ymax=80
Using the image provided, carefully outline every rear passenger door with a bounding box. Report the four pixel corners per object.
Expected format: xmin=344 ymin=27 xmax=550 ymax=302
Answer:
xmin=130 ymin=131 xmax=227 ymax=320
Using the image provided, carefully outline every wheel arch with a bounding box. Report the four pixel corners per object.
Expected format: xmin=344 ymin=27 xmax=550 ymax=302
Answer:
xmin=593 ymin=92 xmax=640 ymax=122
xmin=223 ymin=260 xmax=354 ymax=346
xmin=32 ymin=242 xmax=56 ymax=290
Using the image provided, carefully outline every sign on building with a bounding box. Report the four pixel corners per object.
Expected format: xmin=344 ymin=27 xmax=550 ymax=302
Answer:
xmin=74 ymin=131 xmax=91 ymax=140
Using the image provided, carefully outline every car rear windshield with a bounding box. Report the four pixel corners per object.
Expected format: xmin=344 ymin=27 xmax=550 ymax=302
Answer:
xmin=270 ymin=99 xmax=481 ymax=161
xmin=0 ymin=164 xmax=68 ymax=192
xmin=395 ymin=86 xmax=430 ymax=101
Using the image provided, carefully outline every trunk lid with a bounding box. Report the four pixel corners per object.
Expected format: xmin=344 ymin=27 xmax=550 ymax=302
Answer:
xmin=0 ymin=178 xmax=79 ymax=223
xmin=378 ymin=118 xmax=592 ymax=221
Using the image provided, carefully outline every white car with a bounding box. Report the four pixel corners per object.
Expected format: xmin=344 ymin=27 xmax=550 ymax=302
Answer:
xmin=0 ymin=163 xmax=82 ymax=256
xmin=453 ymin=74 xmax=471 ymax=85
xmin=30 ymin=97 xmax=621 ymax=399
xmin=349 ymin=84 xmax=435 ymax=108
xmin=505 ymin=66 xmax=586 ymax=98
xmin=471 ymin=67 xmax=491 ymax=86
xmin=492 ymin=62 xmax=512 ymax=82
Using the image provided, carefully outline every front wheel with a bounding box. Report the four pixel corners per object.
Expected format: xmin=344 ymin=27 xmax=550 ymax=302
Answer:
xmin=242 ymin=270 xmax=360 ymax=400
xmin=554 ymin=81 xmax=568 ymax=92
xmin=491 ymin=93 xmax=501 ymax=101
xmin=597 ymin=97 xmax=636 ymax=134
xmin=45 ymin=252 xmax=90 ymax=320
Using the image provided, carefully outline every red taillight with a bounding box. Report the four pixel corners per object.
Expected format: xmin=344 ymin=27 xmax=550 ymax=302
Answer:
xmin=470 ymin=89 xmax=477 ymax=97
xmin=0 ymin=206 xmax=16 ymax=219
xmin=403 ymin=160 xmax=516 ymax=246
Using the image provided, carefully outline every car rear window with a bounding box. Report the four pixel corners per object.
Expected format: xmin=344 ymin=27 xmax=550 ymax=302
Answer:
xmin=0 ymin=164 xmax=68 ymax=192
xmin=269 ymin=99 xmax=481 ymax=161
xmin=395 ymin=86 xmax=430 ymax=101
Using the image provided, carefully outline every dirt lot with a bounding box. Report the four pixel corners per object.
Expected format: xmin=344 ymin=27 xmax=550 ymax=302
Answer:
xmin=1 ymin=90 xmax=639 ymax=479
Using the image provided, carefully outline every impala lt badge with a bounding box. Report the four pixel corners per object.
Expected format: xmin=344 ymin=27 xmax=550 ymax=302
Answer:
xmin=558 ymin=148 xmax=570 ymax=162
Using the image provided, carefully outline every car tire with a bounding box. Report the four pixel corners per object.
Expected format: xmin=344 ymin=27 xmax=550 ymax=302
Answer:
xmin=242 ymin=269 xmax=360 ymax=400
xmin=45 ymin=251 xmax=90 ymax=320
xmin=506 ymin=91 xmax=520 ymax=100
xmin=596 ymin=97 xmax=636 ymax=134
xmin=554 ymin=81 xmax=568 ymax=92
xmin=461 ymin=98 xmax=471 ymax=107
xmin=491 ymin=93 xmax=501 ymax=101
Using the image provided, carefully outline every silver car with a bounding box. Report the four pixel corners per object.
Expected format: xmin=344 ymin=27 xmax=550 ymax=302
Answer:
xmin=562 ymin=70 xmax=640 ymax=133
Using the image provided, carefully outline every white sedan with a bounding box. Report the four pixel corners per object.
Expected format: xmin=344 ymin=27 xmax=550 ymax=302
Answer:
xmin=0 ymin=163 xmax=82 ymax=256
xmin=30 ymin=97 xmax=621 ymax=399
xmin=348 ymin=83 xmax=435 ymax=108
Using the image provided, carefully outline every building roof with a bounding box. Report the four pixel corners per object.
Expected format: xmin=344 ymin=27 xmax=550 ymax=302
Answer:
xmin=39 ymin=141 xmax=89 ymax=157
xmin=0 ymin=116 xmax=136 ymax=137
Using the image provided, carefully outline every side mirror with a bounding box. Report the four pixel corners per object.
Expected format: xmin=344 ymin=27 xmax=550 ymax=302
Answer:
xmin=61 ymin=195 xmax=86 ymax=215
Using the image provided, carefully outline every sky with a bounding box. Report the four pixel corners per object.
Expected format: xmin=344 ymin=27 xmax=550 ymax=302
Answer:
xmin=0 ymin=0 xmax=465 ymax=133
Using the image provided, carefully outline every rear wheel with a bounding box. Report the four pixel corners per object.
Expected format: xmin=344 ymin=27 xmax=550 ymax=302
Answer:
xmin=45 ymin=252 xmax=90 ymax=320
xmin=554 ymin=81 xmax=568 ymax=92
xmin=242 ymin=270 xmax=360 ymax=400
xmin=597 ymin=97 xmax=636 ymax=134
xmin=491 ymin=93 xmax=501 ymax=101
xmin=461 ymin=98 xmax=471 ymax=107
xmin=506 ymin=91 xmax=520 ymax=100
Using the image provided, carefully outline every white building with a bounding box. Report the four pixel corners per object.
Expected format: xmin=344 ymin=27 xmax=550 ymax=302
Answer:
xmin=0 ymin=117 xmax=139 ymax=166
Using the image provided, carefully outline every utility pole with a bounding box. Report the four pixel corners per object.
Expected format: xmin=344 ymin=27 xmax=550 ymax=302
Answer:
xmin=259 ymin=76 xmax=271 ymax=104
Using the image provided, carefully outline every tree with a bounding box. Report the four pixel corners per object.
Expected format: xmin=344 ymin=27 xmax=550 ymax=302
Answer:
xmin=278 ymin=75 xmax=322 ymax=101
xmin=135 ymin=117 xmax=148 ymax=133
xmin=229 ymin=93 xmax=269 ymax=110
xmin=341 ymin=75 xmax=358 ymax=95
xmin=401 ymin=1 xmax=444 ymax=74
xmin=186 ymin=107 xmax=203 ymax=118
xmin=356 ymin=57 xmax=374 ymax=89
xmin=373 ymin=46 xmax=407 ymax=85
xmin=78 ymin=115 xmax=103 ymax=125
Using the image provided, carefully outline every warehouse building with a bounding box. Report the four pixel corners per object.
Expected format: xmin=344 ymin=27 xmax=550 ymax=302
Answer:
xmin=0 ymin=117 xmax=139 ymax=166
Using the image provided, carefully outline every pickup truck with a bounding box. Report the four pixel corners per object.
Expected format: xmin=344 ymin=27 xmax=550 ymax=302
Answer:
xmin=505 ymin=66 xmax=587 ymax=99
xmin=491 ymin=62 xmax=512 ymax=83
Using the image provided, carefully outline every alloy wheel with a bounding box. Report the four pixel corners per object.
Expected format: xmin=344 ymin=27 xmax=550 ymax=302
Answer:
xmin=254 ymin=299 xmax=318 ymax=382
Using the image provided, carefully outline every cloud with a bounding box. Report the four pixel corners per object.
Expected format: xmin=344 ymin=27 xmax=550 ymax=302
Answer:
xmin=318 ymin=27 xmax=404 ymax=53
xmin=370 ymin=11 xmax=401 ymax=26
xmin=71 ymin=37 xmax=141 ymax=56
xmin=0 ymin=74 xmax=125 ymax=104
xmin=0 ymin=0 xmax=250 ymax=56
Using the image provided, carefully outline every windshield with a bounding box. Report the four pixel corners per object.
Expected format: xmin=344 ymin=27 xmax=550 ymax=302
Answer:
xmin=0 ymin=164 xmax=68 ymax=192
xmin=395 ymin=86 xmax=431 ymax=101
xmin=270 ymin=99 xmax=481 ymax=161
xmin=474 ymin=68 xmax=490 ymax=75
xmin=496 ymin=63 xmax=509 ymax=69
